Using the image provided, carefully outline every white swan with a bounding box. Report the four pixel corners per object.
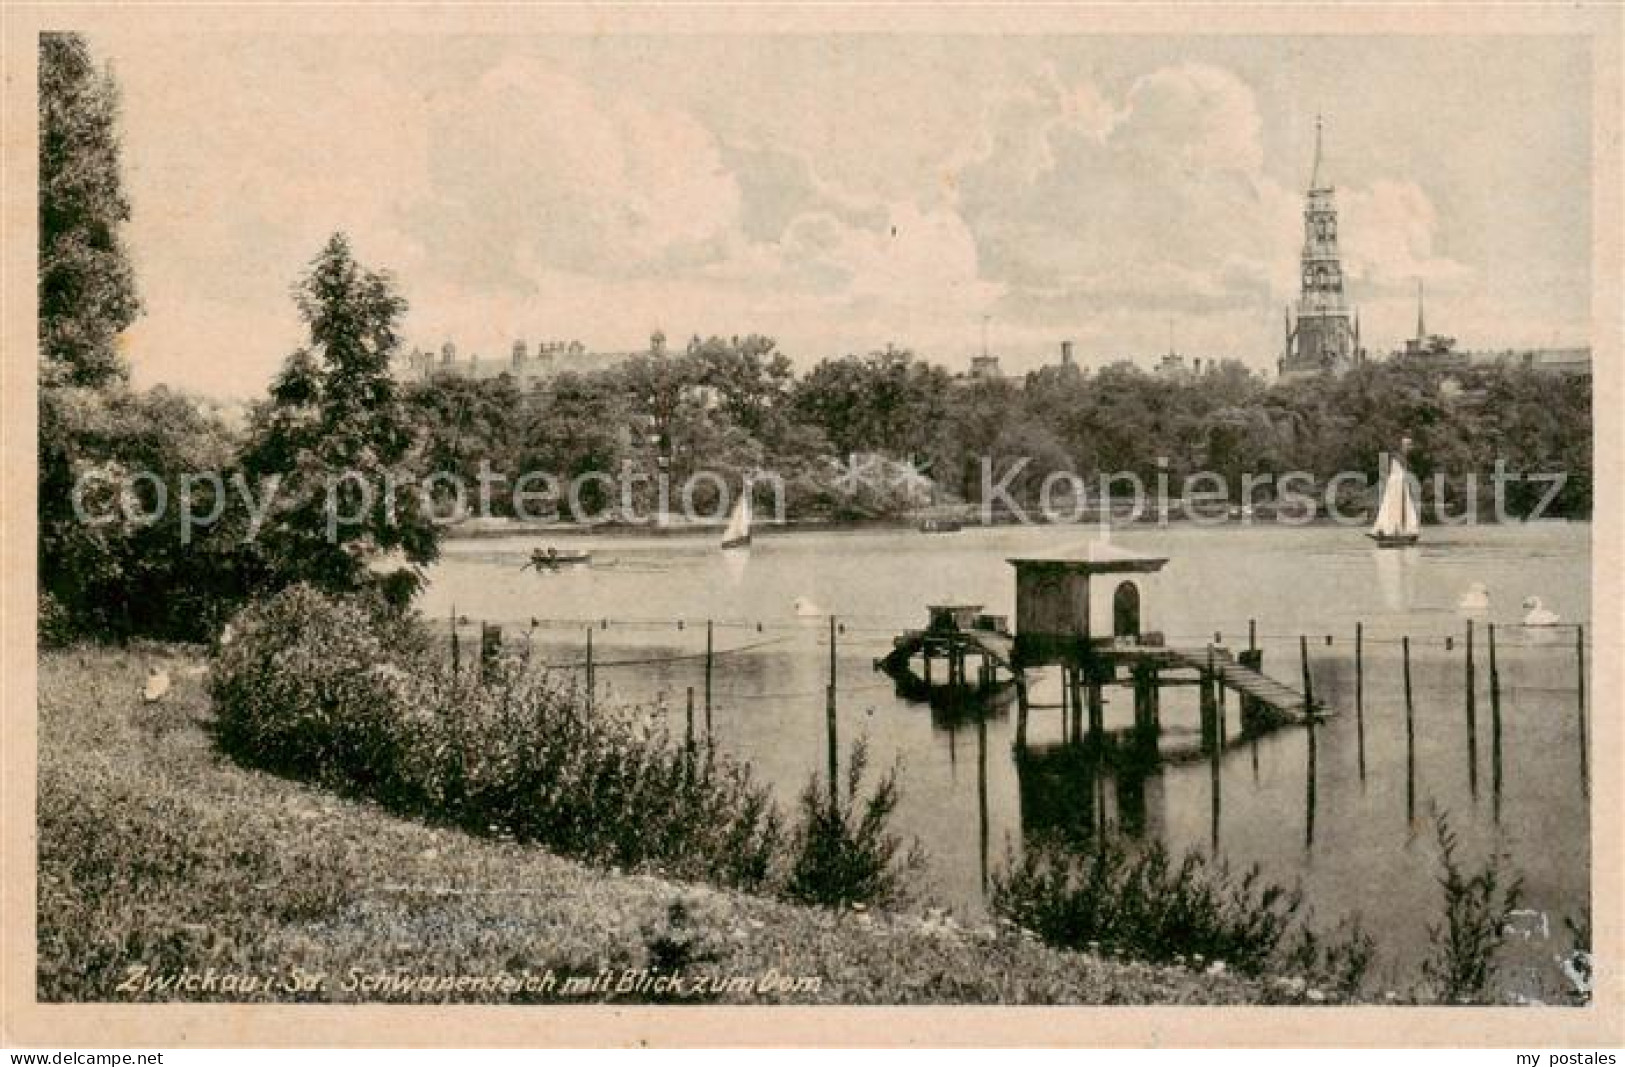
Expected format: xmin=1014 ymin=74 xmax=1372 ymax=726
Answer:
xmin=792 ymin=596 xmax=823 ymax=618
xmin=1457 ymin=582 xmax=1490 ymax=612
xmin=1522 ymin=596 xmax=1561 ymax=627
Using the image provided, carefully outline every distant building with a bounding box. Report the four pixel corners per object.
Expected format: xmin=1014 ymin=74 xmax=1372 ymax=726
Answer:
xmin=399 ymin=335 xmax=654 ymax=390
xmin=969 ymin=354 xmax=1003 ymax=379
xmin=1279 ymin=118 xmax=1366 ymax=381
xmin=1393 ymin=280 xmax=1467 ymax=369
xmin=1468 ymin=347 xmax=1592 ymax=376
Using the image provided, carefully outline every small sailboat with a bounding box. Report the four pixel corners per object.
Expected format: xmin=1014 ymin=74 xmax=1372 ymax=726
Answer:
xmin=1368 ymin=451 xmax=1421 ymax=548
xmin=721 ymin=483 xmax=753 ymax=550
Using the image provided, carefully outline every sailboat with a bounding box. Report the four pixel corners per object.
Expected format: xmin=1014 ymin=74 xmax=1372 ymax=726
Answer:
xmin=721 ymin=481 xmax=753 ymax=550
xmin=1368 ymin=451 xmax=1421 ymax=547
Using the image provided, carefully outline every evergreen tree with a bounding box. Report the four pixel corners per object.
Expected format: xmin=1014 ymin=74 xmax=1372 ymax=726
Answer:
xmin=243 ymin=234 xmax=437 ymax=607
xmin=39 ymin=32 xmax=139 ymax=389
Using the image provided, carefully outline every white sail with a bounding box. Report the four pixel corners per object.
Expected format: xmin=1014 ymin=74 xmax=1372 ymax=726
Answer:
xmin=721 ymin=485 xmax=752 ymax=549
xmin=1372 ymin=454 xmax=1421 ymax=539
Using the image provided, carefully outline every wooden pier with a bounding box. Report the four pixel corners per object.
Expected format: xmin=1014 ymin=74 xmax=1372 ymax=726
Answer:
xmin=873 ymin=540 xmax=1324 ymax=760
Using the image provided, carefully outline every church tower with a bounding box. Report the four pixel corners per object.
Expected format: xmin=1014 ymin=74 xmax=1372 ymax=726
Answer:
xmin=1279 ymin=118 xmax=1361 ymax=381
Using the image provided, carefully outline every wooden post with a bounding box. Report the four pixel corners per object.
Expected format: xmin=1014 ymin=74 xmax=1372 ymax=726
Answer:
xmin=1577 ymin=623 xmax=1588 ymax=791
xmin=585 ymin=627 xmax=595 ymax=713
xmin=826 ymin=616 xmax=839 ymax=805
xmin=685 ymin=686 xmax=695 ymax=753
xmin=976 ymin=712 xmax=990 ymax=896
xmin=1355 ymin=621 xmax=1365 ymax=707
xmin=1248 ymin=618 xmax=1257 ymax=652
xmin=705 ymin=619 xmax=714 ymax=723
xmin=923 ymin=645 xmax=933 ymax=686
xmin=1305 ymin=711 xmax=1318 ymax=850
xmin=1465 ymin=620 xmax=1478 ymax=800
xmin=479 ymin=622 xmax=502 ymax=683
xmin=1060 ymin=666 xmax=1072 ymax=742
xmin=1299 ymin=635 xmax=1314 ymax=715
xmin=1489 ymin=623 xmax=1503 ymax=821
xmin=1354 ymin=621 xmax=1367 ymax=783
xmin=1403 ymin=635 xmax=1415 ymax=825
xmin=1201 ymin=647 xmax=1218 ymax=752
xmin=450 ymin=604 xmax=460 ymax=675
xmin=1015 ymin=673 xmax=1031 ymax=751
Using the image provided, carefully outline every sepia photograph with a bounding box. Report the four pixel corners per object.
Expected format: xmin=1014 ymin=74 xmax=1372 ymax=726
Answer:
xmin=2 ymin=1 xmax=1620 ymax=1051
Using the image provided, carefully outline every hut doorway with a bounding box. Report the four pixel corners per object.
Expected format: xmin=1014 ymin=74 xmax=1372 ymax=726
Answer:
xmin=1112 ymin=581 xmax=1141 ymax=639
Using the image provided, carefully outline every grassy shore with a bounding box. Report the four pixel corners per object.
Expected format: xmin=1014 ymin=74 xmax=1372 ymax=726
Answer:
xmin=34 ymin=644 xmax=1316 ymax=1005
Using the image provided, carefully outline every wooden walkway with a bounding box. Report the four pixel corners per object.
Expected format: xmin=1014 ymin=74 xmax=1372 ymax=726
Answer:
xmin=878 ymin=627 xmax=1016 ymax=675
xmin=1163 ymin=646 xmax=1320 ymax=721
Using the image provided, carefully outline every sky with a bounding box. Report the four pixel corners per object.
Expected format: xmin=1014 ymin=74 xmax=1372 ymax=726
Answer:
xmin=92 ymin=31 xmax=1593 ymax=398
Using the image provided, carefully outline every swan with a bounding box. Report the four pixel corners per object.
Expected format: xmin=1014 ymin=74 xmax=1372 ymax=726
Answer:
xmin=1522 ymin=596 xmax=1561 ymax=627
xmin=141 ymin=666 xmax=172 ymax=703
xmin=1457 ymin=582 xmax=1490 ymax=612
xmin=792 ymin=596 xmax=823 ymax=618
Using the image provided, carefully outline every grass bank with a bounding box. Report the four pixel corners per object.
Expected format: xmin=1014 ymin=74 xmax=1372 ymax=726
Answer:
xmin=38 ymin=644 xmax=1299 ymax=1004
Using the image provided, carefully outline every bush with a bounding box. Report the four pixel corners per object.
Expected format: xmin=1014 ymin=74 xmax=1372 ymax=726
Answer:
xmin=1422 ymin=811 xmax=1523 ymax=1003
xmin=991 ymin=835 xmax=1303 ymax=976
xmin=211 ymin=586 xmax=782 ymax=891
xmin=783 ymin=739 xmax=926 ymax=907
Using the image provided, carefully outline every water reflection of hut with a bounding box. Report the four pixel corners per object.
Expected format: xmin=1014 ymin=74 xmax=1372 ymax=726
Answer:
xmin=1015 ymin=738 xmax=1166 ymax=844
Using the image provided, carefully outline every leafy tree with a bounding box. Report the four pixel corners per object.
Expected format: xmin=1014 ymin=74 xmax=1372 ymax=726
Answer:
xmin=39 ymin=33 xmax=139 ymax=389
xmin=241 ymin=234 xmax=437 ymax=606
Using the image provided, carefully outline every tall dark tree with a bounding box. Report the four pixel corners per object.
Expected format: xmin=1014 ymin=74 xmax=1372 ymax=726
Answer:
xmin=39 ymin=33 xmax=139 ymax=389
xmin=242 ymin=234 xmax=437 ymax=606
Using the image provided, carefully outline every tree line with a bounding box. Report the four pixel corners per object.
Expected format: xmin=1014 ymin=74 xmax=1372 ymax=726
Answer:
xmin=37 ymin=32 xmax=1592 ymax=645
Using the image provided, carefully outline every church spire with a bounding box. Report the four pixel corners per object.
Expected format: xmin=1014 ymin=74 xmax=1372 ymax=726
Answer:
xmin=1309 ymin=114 xmax=1325 ymax=189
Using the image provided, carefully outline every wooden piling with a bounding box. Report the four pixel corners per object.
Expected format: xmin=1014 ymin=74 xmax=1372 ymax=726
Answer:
xmin=1465 ymin=620 xmax=1478 ymax=800
xmin=827 ymin=616 xmax=839 ymax=805
xmin=1299 ymin=635 xmax=1314 ymax=714
xmin=1201 ymin=647 xmax=1218 ymax=752
xmin=1489 ymin=623 xmax=1502 ymax=821
xmin=685 ymin=686 xmax=695 ymax=753
xmin=479 ymin=622 xmax=502 ymax=683
xmin=1305 ymin=711 xmax=1318 ymax=850
xmin=450 ymin=605 xmax=460 ymax=675
xmin=1060 ymin=666 xmax=1072 ymax=742
xmin=977 ymin=713 xmax=990 ymax=896
xmin=1248 ymin=618 xmax=1257 ymax=652
xmin=1015 ymin=674 xmax=1031 ymax=750
xmin=705 ymin=619 xmax=714 ymax=723
xmin=1403 ymin=635 xmax=1415 ymax=825
xmin=1577 ymin=622 xmax=1588 ymax=791
xmin=585 ymin=627 xmax=595 ymax=713
xmin=1355 ymin=621 xmax=1367 ymax=783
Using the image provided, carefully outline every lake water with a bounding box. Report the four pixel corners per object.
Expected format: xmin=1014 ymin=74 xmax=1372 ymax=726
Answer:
xmin=420 ymin=521 xmax=1591 ymax=994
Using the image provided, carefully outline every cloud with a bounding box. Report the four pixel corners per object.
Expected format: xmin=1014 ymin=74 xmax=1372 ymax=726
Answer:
xmin=102 ymin=35 xmax=1580 ymax=394
xmin=1341 ymin=179 xmax=1473 ymax=292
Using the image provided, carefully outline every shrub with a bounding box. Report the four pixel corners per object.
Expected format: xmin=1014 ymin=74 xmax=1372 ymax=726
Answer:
xmin=784 ymin=739 xmax=926 ymax=908
xmin=991 ymin=834 xmax=1303 ymax=976
xmin=1422 ymin=811 xmax=1523 ymax=1003
xmin=211 ymin=586 xmax=781 ymax=891
xmin=211 ymin=584 xmax=429 ymax=800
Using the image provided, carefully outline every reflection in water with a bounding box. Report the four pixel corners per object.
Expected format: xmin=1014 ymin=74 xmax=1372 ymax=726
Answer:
xmin=1014 ymin=733 xmax=1167 ymax=848
xmin=1372 ymin=545 xmax=1419 ymax=611
xmin=421 ymin=522 xmax=1590 ymax=978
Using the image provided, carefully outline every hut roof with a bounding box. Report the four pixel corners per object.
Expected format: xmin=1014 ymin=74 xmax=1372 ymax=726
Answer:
xmin=1006 ymin=539 xmax=1168 ymax=573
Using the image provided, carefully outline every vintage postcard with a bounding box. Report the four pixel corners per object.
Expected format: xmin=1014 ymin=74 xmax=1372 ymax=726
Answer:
xmin=2 ymin=1 xmax=1621 ymax=1050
